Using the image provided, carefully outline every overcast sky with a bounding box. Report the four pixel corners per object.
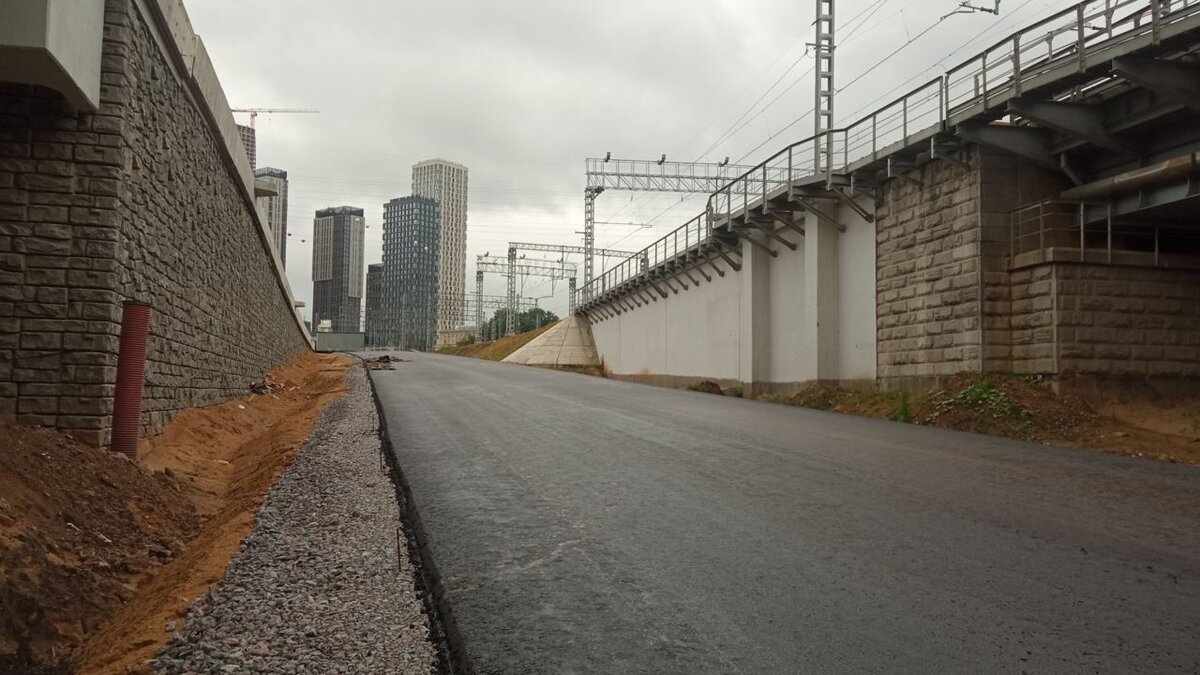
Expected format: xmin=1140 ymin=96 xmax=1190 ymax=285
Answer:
xmin=187 ymin=0 xmax=1078 ymax=320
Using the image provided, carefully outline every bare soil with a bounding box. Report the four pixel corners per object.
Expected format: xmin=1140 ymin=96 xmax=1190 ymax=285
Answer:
xmin=772 ymin=374 xmax=1200 ymax=464
xmin=0 ymin=426 xmax=195 ymax=671
xmin=0 ymin=351 xmax=351 ymax=674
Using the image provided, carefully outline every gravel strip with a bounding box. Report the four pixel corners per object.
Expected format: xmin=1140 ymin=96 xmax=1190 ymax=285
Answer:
xmin=155 ymin=364 xmax=441 ymax=674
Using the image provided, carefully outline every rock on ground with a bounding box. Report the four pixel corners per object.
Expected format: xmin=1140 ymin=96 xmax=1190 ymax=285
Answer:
xmin=155 ymin=365 xmax=440 ymax=674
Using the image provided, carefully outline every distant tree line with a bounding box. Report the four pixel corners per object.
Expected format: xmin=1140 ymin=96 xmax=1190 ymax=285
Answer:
xmin=477 ymin=307 xmax=559 ymax=341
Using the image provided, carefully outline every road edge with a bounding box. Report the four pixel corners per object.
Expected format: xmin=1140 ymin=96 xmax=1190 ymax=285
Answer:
xmin=359 ymin=357 xmax=473 ymax=675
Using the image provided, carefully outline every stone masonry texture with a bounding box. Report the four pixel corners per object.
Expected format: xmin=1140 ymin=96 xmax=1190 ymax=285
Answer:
xmin=0 ymin=0 xmax=308 ymax=445
xmin=1011 ymin=262 xmax=1200 ymax=378
xmin=876 ymin=144 xmax=1197 ymax=387
xmin=875 ymin=150 xmax=984 ymax=384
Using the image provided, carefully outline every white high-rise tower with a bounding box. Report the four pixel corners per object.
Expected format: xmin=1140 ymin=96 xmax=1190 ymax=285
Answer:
xmin=412 ymin=159 xmax=468 ymax=333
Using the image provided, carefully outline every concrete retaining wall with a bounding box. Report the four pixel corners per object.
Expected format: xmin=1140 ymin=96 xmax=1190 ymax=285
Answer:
xmin=590 ymin=196 xmax=877 ymax=395
xmin=0 ymin=0 xmax=309 ymax=445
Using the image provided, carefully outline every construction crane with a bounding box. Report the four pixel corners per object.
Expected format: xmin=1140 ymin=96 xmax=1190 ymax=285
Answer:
xmin=230 ymin=108 xmax=319 ymax=128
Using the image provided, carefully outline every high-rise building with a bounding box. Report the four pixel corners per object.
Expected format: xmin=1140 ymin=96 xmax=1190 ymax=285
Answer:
xmin=312 ymin=206 xmax=365 ymax=333
xmin=255 ymin=167 xmax=288 ymax=267
xmin=411 ymin=159 xmax=467 ymax=332
xmin=381 ymin=196 xmax=440 ymax=350
xmin=364 ymin=263 xmax=383 ymax=347
xmin=237 ymin=124 xmax=256 ymax=169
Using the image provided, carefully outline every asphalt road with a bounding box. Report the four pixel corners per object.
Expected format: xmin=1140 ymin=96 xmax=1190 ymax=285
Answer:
xmin=370 ymin=353 xmax=1200 ymax=674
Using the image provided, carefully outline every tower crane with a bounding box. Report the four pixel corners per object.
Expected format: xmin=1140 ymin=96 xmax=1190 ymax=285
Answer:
xmin=230 ymin=108 xmax=319 ymax=128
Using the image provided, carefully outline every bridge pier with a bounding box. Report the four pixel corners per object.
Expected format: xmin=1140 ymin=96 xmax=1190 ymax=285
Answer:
xmin=804 ymin=212 xmax=841 ymax=384
xmin=738 ymin=234 xmax=771 ymax=397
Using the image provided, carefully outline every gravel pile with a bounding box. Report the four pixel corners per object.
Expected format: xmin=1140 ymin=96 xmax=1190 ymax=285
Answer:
xmin=155 ymin=365 xmax=441 ymax=674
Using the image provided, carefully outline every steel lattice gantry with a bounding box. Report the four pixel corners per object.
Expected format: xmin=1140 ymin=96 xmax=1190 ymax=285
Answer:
xmin=476 ymin=255 xmax=577 ymax=336
xmin=507 ymin=241 xmax=642 ymax=316
xmin=581 ymin=157 xmax=765 ymax=288
xmin=814 ymin=0 xmax=836 ymax=172
xmin=463 ymin=289 xmax=537 ymax=340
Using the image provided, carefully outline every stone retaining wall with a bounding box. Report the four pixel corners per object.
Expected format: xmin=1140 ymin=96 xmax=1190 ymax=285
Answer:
xmin=875 ymin=148 xmax=1073 ymax=387
xmin=0 ymin=0 xmax=309 ymax=445
xmin=875 ymin=151 xmax=983 ymax=385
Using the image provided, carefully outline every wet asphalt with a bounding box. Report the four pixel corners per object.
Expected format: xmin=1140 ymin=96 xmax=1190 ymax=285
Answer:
xmin=369 ymin=353 xmax=1200 ymax=674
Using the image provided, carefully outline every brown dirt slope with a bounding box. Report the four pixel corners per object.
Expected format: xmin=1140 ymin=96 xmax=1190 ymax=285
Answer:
xmin=77 ymin=352 xmax=351 ymax=675
xmin=0 ymin=425 xmax=196 ymax=671
xmin=776 ymin=374 xmax=1200 ymax=464
xmin=0 ymin=351 xmax=352 ymax=674
xmin=439 ymin=323 xmax=556 ymax=361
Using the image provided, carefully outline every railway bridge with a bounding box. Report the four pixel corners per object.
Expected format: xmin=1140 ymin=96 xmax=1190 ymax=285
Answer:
xmin=576 ymin=0 xmax=1200 ymax=395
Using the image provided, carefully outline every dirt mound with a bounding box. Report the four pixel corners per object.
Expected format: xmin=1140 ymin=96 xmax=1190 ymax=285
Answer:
xmin=439 ymin=323 xmax=556 ymax=361
xmin=789 ymin=385 xmax=840 ymax=410
xmin=0 ymin=351 xmax=352 ymax=674
xmin=0 ymin=424 xmax=197 ymax=669
xmin=77 ymin=352 xmax=351 ymax=674
xmin=687 ymin=381 xmax=725 ymax=396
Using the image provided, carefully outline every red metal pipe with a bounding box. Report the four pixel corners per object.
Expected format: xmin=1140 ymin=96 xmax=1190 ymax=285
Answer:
xmin=111 ymin=302 xmax=151 ymax=458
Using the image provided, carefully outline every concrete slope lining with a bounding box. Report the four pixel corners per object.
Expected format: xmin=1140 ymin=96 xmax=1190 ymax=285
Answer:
xmin=502 ymin=317 xmax=601 ymax=367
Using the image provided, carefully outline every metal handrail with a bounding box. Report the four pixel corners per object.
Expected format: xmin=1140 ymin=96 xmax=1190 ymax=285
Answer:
xmin=578 ymin=0 xmax=1200 ymax=307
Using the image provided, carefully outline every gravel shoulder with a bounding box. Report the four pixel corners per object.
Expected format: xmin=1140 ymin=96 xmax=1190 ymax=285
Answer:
xmin=155 ymin=364 xmax=441 ymax=674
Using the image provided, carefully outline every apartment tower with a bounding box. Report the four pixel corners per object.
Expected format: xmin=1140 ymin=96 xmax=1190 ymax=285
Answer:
xmin=237 ymin=124 xmax=256 ymax=169
xmin=411 ymin=159 xmax=468 ymax=332
xmin=364 ymin=263 xmax=383 ymax=347
xmin=381 ymin=196 xmax=440 ymax=350
xmin=254 ymin=167 xmax=288 ymax=267
xmin=311 ymin=206 xmax=365 ymax=333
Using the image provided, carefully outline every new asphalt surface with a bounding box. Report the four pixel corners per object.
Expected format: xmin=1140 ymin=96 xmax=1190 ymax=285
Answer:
xmin=370 ymin=353 xmax=1200 ymax=674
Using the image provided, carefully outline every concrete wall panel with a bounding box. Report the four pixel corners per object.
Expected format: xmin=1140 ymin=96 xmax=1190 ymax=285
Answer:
xmin=0 ymin=0 xmax=105 ymax=110
xmin=591 ymin=200 xmax=878 ymax=392
xmin=837 ymin=199 xmax=878 ymax=382
xmin=766 ymin=230 xmax=806 ymax=384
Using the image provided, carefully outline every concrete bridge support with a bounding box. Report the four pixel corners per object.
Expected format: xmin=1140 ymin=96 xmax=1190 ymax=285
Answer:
xmin=588 ymin=144 xmax=1200 ymax=395
xmin=590 ymin=196 xmax=876 ymax=396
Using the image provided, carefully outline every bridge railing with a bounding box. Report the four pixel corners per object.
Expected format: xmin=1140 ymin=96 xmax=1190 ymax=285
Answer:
xmin=709 ymin=0 xmax=1194 ymax=230
xmin=579 ymin=212 xmax=709 ymax=304
xmin=1011 ymin=199 xmax=1200 ymax=265
xmin=578 ymin=0 xmax=1200 ymax=309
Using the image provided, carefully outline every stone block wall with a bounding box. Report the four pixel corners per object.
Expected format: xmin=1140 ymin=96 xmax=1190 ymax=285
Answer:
xmin=1007 ymin=264 xmax=1057 ymax=374
xmin=875 ymin=147 xmax=1072 ymax=387
xmin=0 ymin=0 xmax=309 ymax=445
xmin=875 ymin=151 xmax=983 ymax=385
xmin=1053 ymin=262 xmax=1200 ymax=377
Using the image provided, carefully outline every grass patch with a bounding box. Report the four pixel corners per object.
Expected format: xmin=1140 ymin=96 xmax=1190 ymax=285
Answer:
xmin=438 ymin=322 xmax=557 ymax=361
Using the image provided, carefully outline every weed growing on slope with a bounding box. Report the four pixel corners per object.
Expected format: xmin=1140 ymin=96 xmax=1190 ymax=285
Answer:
xmin=924 ymin=378 xmax=1031 ymax=427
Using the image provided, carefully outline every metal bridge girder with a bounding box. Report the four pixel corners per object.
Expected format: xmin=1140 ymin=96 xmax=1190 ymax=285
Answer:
xmin=790 ymin=188 xmax=849 ymax=233
xmin=956 ymin=123 xmax=1060 ymax=172
xmin=746 ymin=217 xmax=798 ymax=251
xmin=1113 ymin=56 xmax=1200 ymax=112
xmin=731 ymin=227 xmax=778 ymax=257
xmin=1007 ymin=99 xmax=1139 ymax=155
